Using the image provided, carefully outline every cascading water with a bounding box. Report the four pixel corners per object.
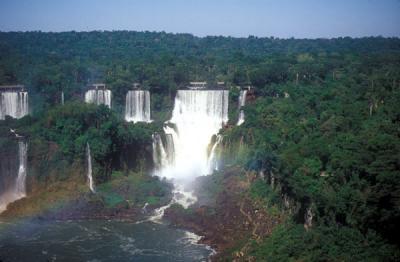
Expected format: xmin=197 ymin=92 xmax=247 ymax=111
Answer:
xmin=0 ymin=141 xmax=28 ymax=213
xmin=0 ymin=91 xmax=29 ymax=120
xmin=164 ymin=133 xmax=175 ymax=165
xmin=84 ymin=89 xmax=112 ymax=108
xmin=152 ymin=133 xmax=169 ymax=170
xmin=155 ymin=90 xmax=229 ymax=180
xmin=150 ymin=90 xmax=228 ymax=220
xmin=237 ymin=90 xmax=247 ymax=126
xmin=125 ymin=90 xmax=152 ymax=123
xmin=86 ymin=143 xmax=95 ymax=193
xmin=207 ymin=135 xmax=223 ymax=173
xmin=148 ymin=186 xmax=198 ymax=223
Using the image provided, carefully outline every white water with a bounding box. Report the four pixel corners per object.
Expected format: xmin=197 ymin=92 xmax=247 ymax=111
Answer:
xmin=207 ymin=135 xmax=223 ymax=173
xmin=84 ymin=89 xmax=112 ymax=108
xmin=150 ymin=90 xmax=228 ymax=221
xmin=0 ymin=141 xmax=28 ymax=213
xmin=61 ymin=91 xmax=64 ymax=105
xmin=86 ymin=143 xmax=95 ymax=193
xmin=155 ymin=90 xmax=229 ymax=180
xmin=0 ymin=92 xmax=29 ymax=120
xmin=237 ymin=90 xmax=247 ymax=125
xmin=165 ymin=133 xmax=175 ymax=165
xmin=125 ymin=90 xmax=151 ymax=123
xmin=148 ymin=186 xmax=198 ymax=223
xmin=152 ymin=133 xmax=169 ymax=170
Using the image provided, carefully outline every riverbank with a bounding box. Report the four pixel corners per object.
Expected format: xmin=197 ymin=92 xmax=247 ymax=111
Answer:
xmin=0 ymin=172 xmax=173 ymax=223
xmin=0 ymin=167 xmax=284 ymax=261
xmin=164 ymin=167 xmax=285 ymax=261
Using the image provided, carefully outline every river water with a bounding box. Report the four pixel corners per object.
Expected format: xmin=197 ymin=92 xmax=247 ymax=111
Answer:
xmin=0 ymin=220 xmax=213 ymax=261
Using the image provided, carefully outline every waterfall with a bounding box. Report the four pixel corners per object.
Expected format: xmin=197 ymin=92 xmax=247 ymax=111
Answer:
xmin=125 ymin=90 xmax=151 ymax=123
xmin=207 ymin=135 xmax=223 ymax=173
xmin=15 ymin=142 xmax=27 ymax=196
xmin=0 ymin=141 xmax=27 ymax=213
xmin=237 ymin=90 xmax=247 ymax=126
xmin=148 ymin=186 xmax=197 ymax=223
xmin=152 ymin=133 xmax=168 ymax=170
xmin=84 ymin=89 xmax=112 ymax=108
xmin=86 ymin=143 xmax=95 ymax=193
xmin=0 ymin=91 xmax=29 ymax=120
xmin=155 ymin=90 xmax=229 ymax=180
xmin=150 ymin=90 xmax=229 ymax=220
xmin=164 ymin=132 xmax=175 ymax=165
xmin=61 ymin=91 xmax=64 ymax=105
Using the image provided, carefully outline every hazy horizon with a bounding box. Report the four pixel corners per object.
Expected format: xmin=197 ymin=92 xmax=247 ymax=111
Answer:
xmin=0 ymin=0 xmax=399 ymax=38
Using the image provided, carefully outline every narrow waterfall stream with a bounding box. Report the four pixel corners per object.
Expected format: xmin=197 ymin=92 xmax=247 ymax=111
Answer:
xmin=125 ymin=90 xmax=151 ymax=123
xmin=237 ymin=89 xmax=247 ymax=125
xmin=0 ymin=141 xmax=28 ymax=213
xmin=86 ymin=143 xmax=95 ymax=193
xmin=207 ymin=134 xmax=223 ymax=173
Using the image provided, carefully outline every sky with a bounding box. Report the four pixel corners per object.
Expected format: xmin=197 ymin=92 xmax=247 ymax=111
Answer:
xmin=0 ymin=0 xmax=399 ymax=38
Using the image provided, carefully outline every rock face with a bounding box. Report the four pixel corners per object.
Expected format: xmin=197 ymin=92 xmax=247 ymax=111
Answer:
xmin=0 ymin=140 xmax=27 ymax=213
xmin=164 ymin=167 xmax=283 ymax=260
xmin=0 ymin=140 xmax=19 ymax=212
xmin=304 ymin=206 xmax=313 ymax=230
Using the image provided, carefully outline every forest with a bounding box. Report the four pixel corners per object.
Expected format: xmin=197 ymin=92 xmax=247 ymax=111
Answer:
xmin=0 ymin=31 xmax=399 ymax=260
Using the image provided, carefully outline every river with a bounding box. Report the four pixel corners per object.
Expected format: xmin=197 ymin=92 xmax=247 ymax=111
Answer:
xmin=0 ymin=219 xmax=214 ymax=261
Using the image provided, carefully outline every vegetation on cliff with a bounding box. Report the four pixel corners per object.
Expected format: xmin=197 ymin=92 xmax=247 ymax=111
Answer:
xmin=222 ymin=66 xmax=400 ymax=259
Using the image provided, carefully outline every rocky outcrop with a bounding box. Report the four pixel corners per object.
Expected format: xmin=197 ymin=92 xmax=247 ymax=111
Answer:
xmin=164 ymin=167 xmax=284 ymax=260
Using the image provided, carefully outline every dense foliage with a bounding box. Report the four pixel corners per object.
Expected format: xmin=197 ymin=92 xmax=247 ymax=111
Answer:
xmin=223 ymin=52 xmax=400 ymax=258
xmin=0 ymin=31 xmax=399 ymax=259
xmin=0 ymin=102 xmax=157 ymax=183
xmin=1 ymin=31 xmax=399 ymax=110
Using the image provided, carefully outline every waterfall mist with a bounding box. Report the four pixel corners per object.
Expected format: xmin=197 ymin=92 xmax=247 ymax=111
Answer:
xmin=0 ymin=91 xmax=29 ymax=120
xmin=0 ymin=141 xmax=28 ymax=213
xmin=125 ymin=90 xmax=151 ymax=123
xmin=149 ymin=90 xmax=228 ymax=219
xmin=155 ymin=90 xmax=228 ymax=181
